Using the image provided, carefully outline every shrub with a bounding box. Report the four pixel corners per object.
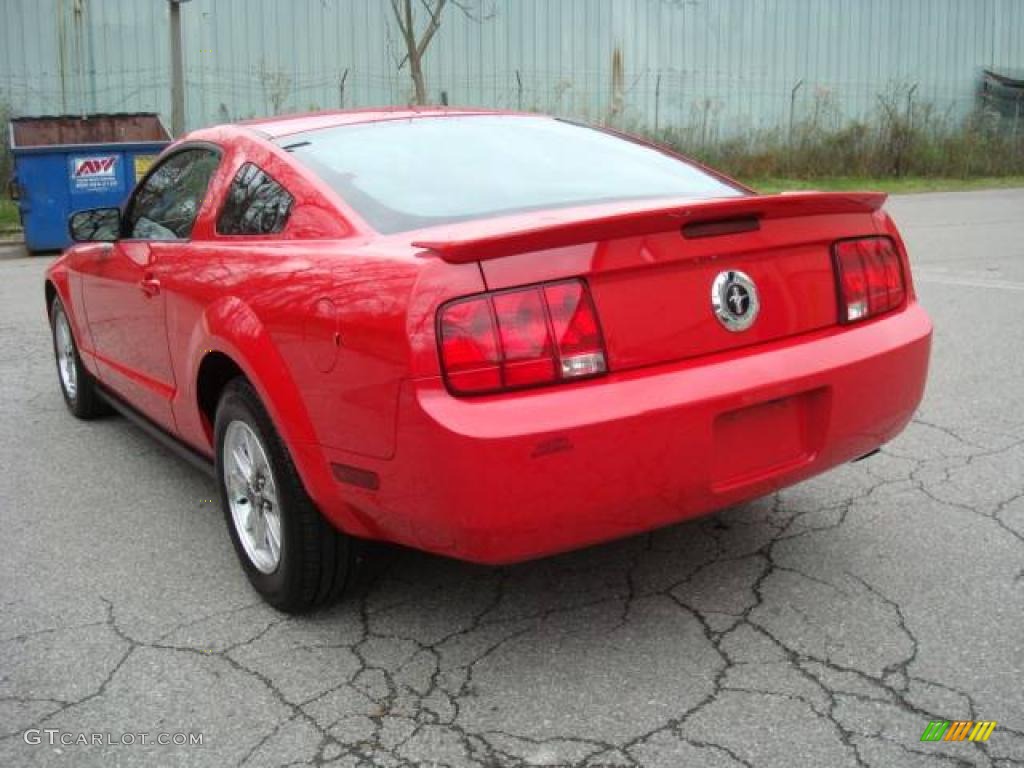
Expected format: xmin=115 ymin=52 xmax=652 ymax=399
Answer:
xmin=0 ymin=100 xmax=12 ymax=195
xmin=638 ymin=92 xmax=1024 ymax=180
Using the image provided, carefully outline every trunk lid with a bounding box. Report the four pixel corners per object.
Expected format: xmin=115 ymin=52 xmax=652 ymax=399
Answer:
xmin=413 ymin=192 xmax=887 ymax=372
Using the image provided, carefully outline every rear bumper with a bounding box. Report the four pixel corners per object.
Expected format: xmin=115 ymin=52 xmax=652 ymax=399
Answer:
xmin=321 ymin=302 xmax=932 ymax=563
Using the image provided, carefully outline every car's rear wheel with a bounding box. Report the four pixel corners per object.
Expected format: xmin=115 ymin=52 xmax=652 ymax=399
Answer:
xmin=49 ymin=296 xmax=108 ymax=419
xmin=214 ymin=378 xmax=351 ymax=613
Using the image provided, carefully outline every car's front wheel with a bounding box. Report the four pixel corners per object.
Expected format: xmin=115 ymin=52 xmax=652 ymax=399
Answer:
xmin=49 ymin=296 xmax=109 ymax=419
xmin=214 ymin=378 xmax=351 ymax=613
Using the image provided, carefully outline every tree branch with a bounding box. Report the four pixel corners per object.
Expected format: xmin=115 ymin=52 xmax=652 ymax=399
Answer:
xmin=415 ymin=0 xmax=447 ymax=60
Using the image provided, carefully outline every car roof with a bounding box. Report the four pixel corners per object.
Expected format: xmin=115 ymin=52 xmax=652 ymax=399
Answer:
xmin=239 ymin=107 xmax=526 ymax=139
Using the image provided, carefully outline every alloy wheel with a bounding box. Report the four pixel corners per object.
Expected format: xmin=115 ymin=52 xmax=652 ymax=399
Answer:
xmin=54 ymin=307 xmax=77 ymax=399
xmin=223 ymin=420 xmax=282 ymax=574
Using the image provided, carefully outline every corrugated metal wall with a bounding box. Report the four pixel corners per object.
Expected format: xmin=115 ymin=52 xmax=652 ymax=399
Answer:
xmin=2 ymin=0 xmax=1022 ymax=136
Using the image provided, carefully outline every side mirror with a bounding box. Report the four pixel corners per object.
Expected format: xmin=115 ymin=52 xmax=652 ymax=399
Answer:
xmin=69 ymin=207 xmax=121 ymax=243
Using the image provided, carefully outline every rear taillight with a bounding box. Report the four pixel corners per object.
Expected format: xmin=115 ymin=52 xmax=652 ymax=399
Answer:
xmin=438 ymin=279 xmax=607 ymax=395
xmin=833 ymin=237 xmax=906 ymax=323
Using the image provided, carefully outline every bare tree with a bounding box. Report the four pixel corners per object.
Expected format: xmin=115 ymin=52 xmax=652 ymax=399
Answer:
xmin=390 ymin=0 xmax=489 ymax=105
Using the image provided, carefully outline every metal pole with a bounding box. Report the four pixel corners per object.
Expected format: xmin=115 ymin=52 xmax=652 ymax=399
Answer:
xmin=73 ymin=0 xmax=87 ymax=118
xmin=788 ymin=79 xmax=803 ymax=174
xmin=906 ymin=83 xmax=918 ymax=132
xmin=170 ymin=0 xmax=186 ymax=136
xmin=339 ymin=68 xmax=349 ymax=108
xmin=788 ymin=79 xmax=804 ymax=143
xmin=654 ymin=72 xmax=662 ymax=133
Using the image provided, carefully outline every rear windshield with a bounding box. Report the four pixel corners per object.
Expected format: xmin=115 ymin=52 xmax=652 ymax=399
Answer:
xmin=282 ymin=116 xmax=743 ymax=234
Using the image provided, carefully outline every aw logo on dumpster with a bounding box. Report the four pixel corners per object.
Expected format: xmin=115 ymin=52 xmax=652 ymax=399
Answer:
xmin=70 ymin=155 xmax=120 ymax=192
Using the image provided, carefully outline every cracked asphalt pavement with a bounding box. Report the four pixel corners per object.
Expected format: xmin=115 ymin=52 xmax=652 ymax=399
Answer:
xmin=2 ymin=188 xmax=1023 ymax=767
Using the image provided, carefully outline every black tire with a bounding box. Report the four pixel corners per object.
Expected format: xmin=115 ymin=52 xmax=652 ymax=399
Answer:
xmin=49 ymin=296 xmax=109 ymax=419
xmin=214 ymin=377 xmax=351 ymax=613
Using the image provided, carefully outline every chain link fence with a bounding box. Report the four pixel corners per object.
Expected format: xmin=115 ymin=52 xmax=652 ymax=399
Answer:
xmin=3 ymin=68 xmax=1023 ymax=184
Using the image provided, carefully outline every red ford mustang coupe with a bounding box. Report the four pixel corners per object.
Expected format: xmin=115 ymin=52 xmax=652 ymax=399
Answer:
xmin=45 ymin=109 xmax=931 ymax=612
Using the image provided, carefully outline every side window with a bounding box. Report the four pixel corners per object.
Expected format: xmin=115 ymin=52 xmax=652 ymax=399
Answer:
xmin=217 ymin=163 xmax=294 ymax=235
xmin=126 ymin=148 xmax=220 ymax=240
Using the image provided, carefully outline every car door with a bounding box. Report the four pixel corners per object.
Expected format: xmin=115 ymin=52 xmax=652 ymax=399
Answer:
xmin=80 ymin=146 xmax=221 ymax=432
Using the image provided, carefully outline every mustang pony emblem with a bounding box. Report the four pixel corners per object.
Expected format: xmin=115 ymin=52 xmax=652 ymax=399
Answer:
xmin=712 ymin=270 xmax=759 ymax=331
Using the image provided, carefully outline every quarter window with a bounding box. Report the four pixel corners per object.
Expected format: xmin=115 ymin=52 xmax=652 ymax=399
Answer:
xmin=217 ymin=163 xmax=294 ymax=235
xmin=126 ymin=148 xmax=220 ymax=240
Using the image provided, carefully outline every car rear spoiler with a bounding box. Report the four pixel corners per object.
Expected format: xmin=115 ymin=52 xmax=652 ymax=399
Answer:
xmin=413 ymin=191 xmax=887 ymax=264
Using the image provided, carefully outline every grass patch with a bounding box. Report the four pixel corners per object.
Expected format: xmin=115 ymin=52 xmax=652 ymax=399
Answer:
xmin=0 ymin=197 xmax=22 ymax=235
xmin=740 ymin=176 xmax=1024 ymax=195
xmin=637 ymin=87 xmax=1024 ymax=185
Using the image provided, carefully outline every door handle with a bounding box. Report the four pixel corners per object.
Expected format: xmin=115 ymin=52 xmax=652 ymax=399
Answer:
xmin=140 ymin=276 xmax=161 ymax=297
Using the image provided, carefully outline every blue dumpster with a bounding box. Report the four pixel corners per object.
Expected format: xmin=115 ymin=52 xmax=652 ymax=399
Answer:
xmin=9 ymin=113 xmax=171 ymax=252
